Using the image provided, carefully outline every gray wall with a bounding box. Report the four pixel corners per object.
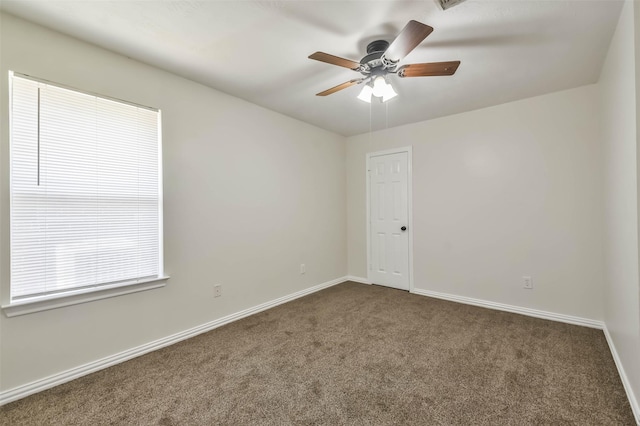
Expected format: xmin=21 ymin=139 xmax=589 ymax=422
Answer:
xmin=600 ymin=0 xmax=640 ymax=417
xmin=0 ymin=13 xmax=347 ymax=391
xmin=347 ymin=85 xmax=604 ymax=321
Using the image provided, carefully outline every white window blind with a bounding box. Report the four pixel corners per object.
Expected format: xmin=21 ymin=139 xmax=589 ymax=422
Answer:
xmin=10 ymin=73 xmax=163 ymax=303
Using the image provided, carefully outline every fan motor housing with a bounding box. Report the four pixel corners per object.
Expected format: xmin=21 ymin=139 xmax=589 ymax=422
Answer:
xmin=366 ymin=40 xmax=389 ymax=54
xmin=360 ymin=40 xmax=390 ymax=74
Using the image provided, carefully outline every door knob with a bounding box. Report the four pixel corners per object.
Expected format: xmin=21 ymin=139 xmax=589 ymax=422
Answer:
xmin=401 ymin=226 xmax=407 ymax=231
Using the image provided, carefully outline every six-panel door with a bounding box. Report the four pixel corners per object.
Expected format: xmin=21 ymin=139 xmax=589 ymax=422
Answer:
xmin=369 ymin=151 xmax=409 ymax=290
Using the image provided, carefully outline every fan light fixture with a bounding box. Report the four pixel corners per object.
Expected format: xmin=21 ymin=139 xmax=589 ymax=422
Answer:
xmin=358 ymin=76 xmax=397 ymax=103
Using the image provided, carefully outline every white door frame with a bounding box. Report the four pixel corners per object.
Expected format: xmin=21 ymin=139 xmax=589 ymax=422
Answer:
xmin=366 ymin=146 xmax=414 ymax=293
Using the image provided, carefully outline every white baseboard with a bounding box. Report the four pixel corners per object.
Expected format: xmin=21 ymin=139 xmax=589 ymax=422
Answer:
xmin=344 ymin=275 xmax=371 ymax=284
xmin=603 ymin=326 xmax=640 ymax=425
xmin=412 ymin=288 xmax=604 ymax=329
xmin=0 ymin=276 xmax=348 ymax=406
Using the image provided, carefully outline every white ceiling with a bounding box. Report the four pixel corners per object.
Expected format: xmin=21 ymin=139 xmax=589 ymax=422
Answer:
xmin=0 ymin=0 xmax=624 ymax=136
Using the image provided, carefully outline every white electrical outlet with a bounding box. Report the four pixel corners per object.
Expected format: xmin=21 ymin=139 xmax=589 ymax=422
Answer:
xmin=300 ymin=264 xmax=306 ymax=274
xmin=523 ymin=276 xmax=533 ymax=289
xmin=214 ymin=284 xmax=222 ymax=298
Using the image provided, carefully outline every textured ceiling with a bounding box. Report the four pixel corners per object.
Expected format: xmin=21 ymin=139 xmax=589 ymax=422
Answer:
xmin=0 ymin=0 xmax=624 ymax=136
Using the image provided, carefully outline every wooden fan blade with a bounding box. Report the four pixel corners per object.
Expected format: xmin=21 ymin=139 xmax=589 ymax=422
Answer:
xmin=397 ymin=61 xmax=461 ymax=77
xmin=316 ymin=79 xmax=363 ymax=96
xmin=383 ymin=20 xmax=434 ymax=64
xmin=309 ymin=52 xmax=361 ymax=70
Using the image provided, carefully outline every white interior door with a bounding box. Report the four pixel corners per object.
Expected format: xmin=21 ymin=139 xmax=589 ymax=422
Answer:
xmin=368 ymin=150 xmax=410 ymax=290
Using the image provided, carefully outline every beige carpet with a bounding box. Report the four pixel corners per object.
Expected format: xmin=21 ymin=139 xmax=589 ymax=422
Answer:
xmin=1 ymin=282 xmax=635 ymax=425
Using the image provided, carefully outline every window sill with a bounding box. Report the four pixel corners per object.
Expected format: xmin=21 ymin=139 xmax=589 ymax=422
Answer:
xmin=2 ymin=276 xmax=169 ymax=317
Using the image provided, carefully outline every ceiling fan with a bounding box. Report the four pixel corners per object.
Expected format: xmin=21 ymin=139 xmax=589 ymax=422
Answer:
xmin=309 ymin=20 xmax=460 ymax=101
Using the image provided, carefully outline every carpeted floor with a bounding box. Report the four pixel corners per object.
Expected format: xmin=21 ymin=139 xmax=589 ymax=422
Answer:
xmin=0 ymin=282 xmax=635 ymax=425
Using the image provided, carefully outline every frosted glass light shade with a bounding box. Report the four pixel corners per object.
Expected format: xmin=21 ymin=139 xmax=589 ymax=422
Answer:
xmin=382 ymin=83 xmax=398 ymax=102
xmin=357 ymin=84 xmax=373 ymax=103
xmin=372 ymin=76 xmax=387 ymax=97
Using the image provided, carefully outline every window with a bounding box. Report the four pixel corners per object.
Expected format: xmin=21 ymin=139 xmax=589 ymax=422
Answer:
xmin=8 ymin=72 xmax=165 ymax=308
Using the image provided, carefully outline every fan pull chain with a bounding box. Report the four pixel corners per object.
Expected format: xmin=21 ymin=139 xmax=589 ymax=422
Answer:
xmin=369 ymin=98 xmax=372 ymax=147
